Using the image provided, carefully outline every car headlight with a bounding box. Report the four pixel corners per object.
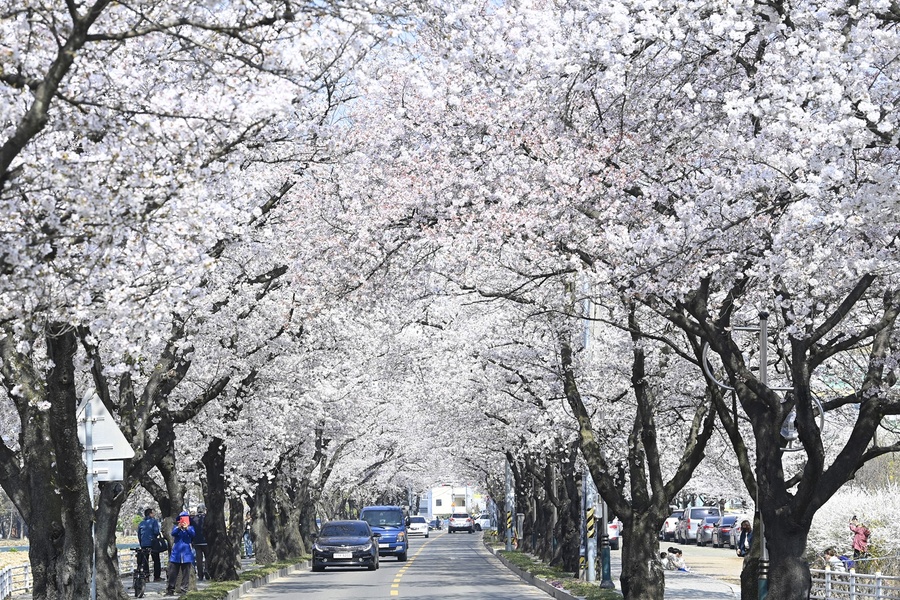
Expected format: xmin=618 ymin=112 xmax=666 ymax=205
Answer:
xmin=359 ymin=542 xmax=373 ymax=552
xmin=313 ymin=543 xmax=324 ymax=552
xmin=397 ymin=532 xmax=406 ymax=542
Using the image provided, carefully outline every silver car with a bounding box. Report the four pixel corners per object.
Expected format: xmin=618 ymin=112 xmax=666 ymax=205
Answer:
xmin=696 ymin=516 xmax=719 ymax=546
xmin=675 ymin=506 xmax=721 ymax=543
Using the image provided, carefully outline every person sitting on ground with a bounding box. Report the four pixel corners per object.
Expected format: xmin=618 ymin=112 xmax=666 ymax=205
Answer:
xmin=659 ymin=551 xmax=670 ymax=569
xmin=667 ymin=547 xmax=689 ymax=572
xmin=824 ymin=547 xmax=845 ymax=571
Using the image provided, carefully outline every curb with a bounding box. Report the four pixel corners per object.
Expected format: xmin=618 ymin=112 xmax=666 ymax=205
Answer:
xmin=483 ymin=542 xmax=580 ymax=600
xmin=224 ymin=561 xmax=309 ymax=599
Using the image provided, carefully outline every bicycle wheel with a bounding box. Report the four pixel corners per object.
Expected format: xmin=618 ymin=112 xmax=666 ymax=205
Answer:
xmin=133 ymin=571 xmax=145 ymax=598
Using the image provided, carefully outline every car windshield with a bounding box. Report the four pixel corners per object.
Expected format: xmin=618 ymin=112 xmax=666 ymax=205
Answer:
xmin=361 ymin=510 xmax=404 ymax=527
xmin=410 ymin=516 xmax=426 ymax=523
xmin=690 ymin=508 xmax=718 ymax=519
xmin=320 ymin=523 xmax=369 ymax=537
xmin=722 ymin=517 xmax=738 ymax=526
xmin=451 ymin=513 xmax=470 ymax=519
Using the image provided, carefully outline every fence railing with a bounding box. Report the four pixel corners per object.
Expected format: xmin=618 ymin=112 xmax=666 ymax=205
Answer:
xmin=0 ymin=549 xmax=136 ymax=598
xmin=811 ymin=568 xmax=900 ymax=599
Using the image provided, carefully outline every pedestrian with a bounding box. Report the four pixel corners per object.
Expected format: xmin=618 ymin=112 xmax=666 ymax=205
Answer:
xmin=243 ymin=519 xmax=254 ymax=558
xmin=736 ymin=520 xmax=753 ymax=557
xmin=136 ymin=508 xmax=162 ymax=582
xmin=849 ymin=516 xmax=871 ymax=561
xmin=165 ymin=511 xmax=195 ymax=596
xmin=659 ymin=551 xmax=671 ymax=570
xmin=191 ymin=505 xmax=209 ymax=581
xmin=824 ymin=547 xmax=845 ymax=571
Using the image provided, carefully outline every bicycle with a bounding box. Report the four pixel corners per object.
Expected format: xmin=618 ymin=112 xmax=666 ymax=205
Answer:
xmin=132 ymin=546 xmax=151 ymax=598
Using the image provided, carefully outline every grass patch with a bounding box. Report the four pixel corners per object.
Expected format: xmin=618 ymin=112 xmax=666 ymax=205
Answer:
xmin=498 ymin=550 xmax=622 ymax=600
xmin=180 ymin=557 xmax=308 ymax=600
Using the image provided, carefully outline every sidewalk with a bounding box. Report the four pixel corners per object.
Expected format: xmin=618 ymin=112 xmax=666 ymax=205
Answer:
xmin=606 ymin=551 xmax=739 ymax=599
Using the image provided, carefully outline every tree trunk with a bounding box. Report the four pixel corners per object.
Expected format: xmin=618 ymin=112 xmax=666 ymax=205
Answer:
xmin=95 ymin=482 xmax=130 ymax=600
xmin=229 ymin=495 xmax=246 ymax=560
xmin=765 ymin=522 xmax=812 ymax=600
xmin=27 ymin=328 xmax=95 ymax=600
xmin=620 ymin=513 xmax=665 ymax=600
xmin=272 ymin=482 xmax=304 ymax=560
xmin=252 ymin=477 xmax=276 ymax=565
xmin=555 ymin=459 xmax=581 ymax=573
xmin=202 ymin=438 xmax=240 ymax=580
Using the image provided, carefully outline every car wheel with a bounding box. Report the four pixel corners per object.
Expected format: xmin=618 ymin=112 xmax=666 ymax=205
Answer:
xmin=397 ymin=552 xmax=407 ymax=562
xmin=425 ymin=532 xmax=429 ymax=538
xmin=312 ymin=565 xmax=325 ymax=572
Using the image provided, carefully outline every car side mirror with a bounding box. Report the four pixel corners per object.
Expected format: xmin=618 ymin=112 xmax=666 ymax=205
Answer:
xmin=373 ymin=532 xmax=382 ymax=538
xmin=310 ymin=533 xmax=317 ymax=540
xmin=405 ymin=518 xmax=410 ymax=527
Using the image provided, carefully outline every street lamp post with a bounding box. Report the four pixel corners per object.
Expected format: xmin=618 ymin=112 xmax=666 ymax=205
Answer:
xmin=701 ymin=311 xmax=792 ymax=600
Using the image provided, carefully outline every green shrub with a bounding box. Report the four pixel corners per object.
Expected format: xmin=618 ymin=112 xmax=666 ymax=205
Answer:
xmin=498 ymin=550 xmax=622 ymax=600
xmin=180 ymin=558 xmax=308 ymax=600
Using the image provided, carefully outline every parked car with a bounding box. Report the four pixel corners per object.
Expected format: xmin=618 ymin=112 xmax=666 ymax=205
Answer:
xmin=660 ymin=510 xmax=684 ymax=541
xmin=448 ymin=513 xmax=475 ymax=533
xmin=696 ymin=516 xmax=719 ymax=546
xmin=407 ymin=515 xmax=430 ymax=538
xmin=728 ymin=515 xmax=753 ymax=549
xmin=428 ymin=518 xmax=441 ymax=530
xmin=607 ymin=518 xmax=622 ymax=550
xmin=675 ymin=506 xmax=721 ymax=543
xmin=311 ymin=520 xmax=380 ymax=571
xmin=711 ymin=515 xmax=740 ymax=548
xmin=474 ymin=514 xmax=492 ymax=531
xmin=359 ymin=505 xmax=409 ymax=561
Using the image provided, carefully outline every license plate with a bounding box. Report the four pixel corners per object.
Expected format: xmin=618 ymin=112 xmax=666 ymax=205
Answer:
xmin=378 ymin=543 xmax=389 ymax=549
xmin=333 ymin=552 xmax=352 ymax=559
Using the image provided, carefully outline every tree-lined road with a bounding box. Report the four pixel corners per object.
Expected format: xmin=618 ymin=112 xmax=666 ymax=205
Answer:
xmin=244 ymin=531 xmax=553 ymax=600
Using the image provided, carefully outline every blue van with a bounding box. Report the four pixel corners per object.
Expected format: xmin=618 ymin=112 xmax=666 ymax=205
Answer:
xmin=359 ymin=505 xmax=408 ymax=561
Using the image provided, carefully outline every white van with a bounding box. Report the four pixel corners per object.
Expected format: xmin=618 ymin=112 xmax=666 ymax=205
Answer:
xmin=675 ymin=506 xmax=721 ymax=543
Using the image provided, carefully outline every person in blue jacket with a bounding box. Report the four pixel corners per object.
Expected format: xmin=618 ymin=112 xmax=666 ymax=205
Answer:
xmin=137 ymin=508 xmax=162 ymax=581
xmin=190 ymin=505 xmax=209 ymax=581
xmin=165 ymin=511 xmax=195 ymax=596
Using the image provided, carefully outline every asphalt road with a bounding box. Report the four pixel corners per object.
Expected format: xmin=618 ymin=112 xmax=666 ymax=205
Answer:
xmin=242 ymin=529 xmax=554 ymax=600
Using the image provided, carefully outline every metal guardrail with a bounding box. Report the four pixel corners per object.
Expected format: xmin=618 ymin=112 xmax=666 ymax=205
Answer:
xmin=0 ymin=564 xmax=31 ymax=598
xmin=0 ymin=549 xmax=137 ymax=598
xmin=811 ymin=568 xmax=900 ymax=599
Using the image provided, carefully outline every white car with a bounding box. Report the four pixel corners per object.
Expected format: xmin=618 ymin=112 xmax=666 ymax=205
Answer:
xmin=660 ymin=510 xmax=683 ymax=541
xmin=474 ymin=514 xmax=493 ymax=531
xmin=407 ymin=515 xmax=429 ymax=537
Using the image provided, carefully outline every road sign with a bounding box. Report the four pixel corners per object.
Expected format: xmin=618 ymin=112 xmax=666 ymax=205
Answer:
xmin=90 ymin=461 xmax=124 ymax=482
xmin=77 ymin=391 xmax=135 ymax=461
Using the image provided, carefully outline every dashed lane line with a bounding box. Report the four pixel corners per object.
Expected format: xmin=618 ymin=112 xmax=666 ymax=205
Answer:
xmin=388 ymin=536 xmax=437 ymax=596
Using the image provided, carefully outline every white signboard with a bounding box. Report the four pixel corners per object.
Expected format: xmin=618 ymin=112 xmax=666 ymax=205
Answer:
xmin=77 ymin=391 xmax=135 ymax=461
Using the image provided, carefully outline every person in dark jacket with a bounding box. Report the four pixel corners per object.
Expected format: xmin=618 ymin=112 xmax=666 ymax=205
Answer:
xmin=191 ymin=505 xmax=209 ymax=580
xmin=737 ymin=520 xmax=753 ymax=557
xmin=165 ymin=511 xmax=195 ymax=596
xmin=137 ymin=508 xmax=162 ymax=581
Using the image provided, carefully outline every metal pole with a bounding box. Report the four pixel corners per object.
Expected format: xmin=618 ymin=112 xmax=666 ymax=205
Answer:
xmin=505 ymin=460 xmax=514 ymax=551
xmin=585 ymin=469 xmax=597 ymax=582
xmin=758 ymin=311 xmax=769 ymax=600
xmin=599 ymin=499 xmax=614 ymax=588
xmin=85 ymin=401 xmax=97 ymax=600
